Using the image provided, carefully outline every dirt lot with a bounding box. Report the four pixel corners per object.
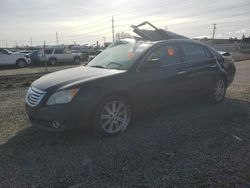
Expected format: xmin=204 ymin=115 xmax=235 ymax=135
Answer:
xmin=0 ymin=60 xmax=250 ymax=187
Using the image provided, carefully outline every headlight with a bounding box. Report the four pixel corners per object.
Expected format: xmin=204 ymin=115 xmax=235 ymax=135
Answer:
xmin=46 ymin=88 xmax=79 ymax=105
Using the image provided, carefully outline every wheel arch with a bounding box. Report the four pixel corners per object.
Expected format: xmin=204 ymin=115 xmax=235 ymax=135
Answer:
xmin=91 ymin=92 xmax=134 ymax=119
xmin=16 ymin=58 xmax=27 ymax=64
xmin=49 ymin=57 xmax=57 ymax=61
xmin=220 ymin=72 xmax=229 ymax=88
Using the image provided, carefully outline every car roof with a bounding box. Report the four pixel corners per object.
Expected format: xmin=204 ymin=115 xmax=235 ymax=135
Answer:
xmin=136 ymin=38 xmax=205 ymax=47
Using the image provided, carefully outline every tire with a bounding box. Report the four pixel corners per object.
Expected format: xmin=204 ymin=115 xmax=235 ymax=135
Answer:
xmin=16 ymin=59 xmax=27 ymax=68
xmin=49 ymin=58 xmax=57 ymax=66
xmin=209 ymin=76 xmax=227 ymax=103
xmin=74 ymin=57 xmax=81 ymax=64
xmin=93 ymin=96 xmax=132 ymax=137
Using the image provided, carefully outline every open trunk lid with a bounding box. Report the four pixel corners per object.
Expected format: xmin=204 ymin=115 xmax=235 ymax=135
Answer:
xmin=131 ymin=21 xmax=188 ymax=41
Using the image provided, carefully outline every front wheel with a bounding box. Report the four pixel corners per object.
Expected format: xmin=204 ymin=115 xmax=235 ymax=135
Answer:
xmin=209 ymin=77 xmax=227 ymax=103
xmin=16 ymin=59 xmax=27 ymax=68
xmin=74 ymin=57 xmax=81 ymax=64
xmin=49 ymin=58 xmax=57 ymax=66
xmin=93 ymin=96 xmax=132 ymax=137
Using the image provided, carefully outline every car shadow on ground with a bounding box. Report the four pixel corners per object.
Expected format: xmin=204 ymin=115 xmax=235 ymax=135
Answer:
xmin=0 ymin=97 xmax=250 ymax=187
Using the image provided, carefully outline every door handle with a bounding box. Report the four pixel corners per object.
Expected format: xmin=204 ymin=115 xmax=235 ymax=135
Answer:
xmin=210 ymin=65 xmax=217 ymax=68
xmin=177 ymin=71 xmax=187 ymax=75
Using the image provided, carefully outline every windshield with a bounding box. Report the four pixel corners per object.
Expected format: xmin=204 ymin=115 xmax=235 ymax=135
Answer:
xmin=87 ymin=40 xmax=152 ymax=70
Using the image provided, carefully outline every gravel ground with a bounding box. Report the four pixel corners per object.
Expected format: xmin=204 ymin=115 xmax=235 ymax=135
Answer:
xmin=0 ymin=60 xmax=249 ymax=188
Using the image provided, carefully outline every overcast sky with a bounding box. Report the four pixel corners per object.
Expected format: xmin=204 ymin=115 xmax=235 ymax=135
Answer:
xmin=0 ymin=0 xmax=250 ymax=47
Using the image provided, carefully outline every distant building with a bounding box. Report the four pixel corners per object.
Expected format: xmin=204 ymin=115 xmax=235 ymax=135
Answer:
xmin=194 ymin=38 xmax=241 ymax=52
xmin=240 ymin=37 xmax=250 ymax=53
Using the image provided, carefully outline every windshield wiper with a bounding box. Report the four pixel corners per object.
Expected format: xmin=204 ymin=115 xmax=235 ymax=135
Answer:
xmin=106 ymin=62 xmax=122 ymax=69
xmin=89 ymin=65 xmax=106 ymax=69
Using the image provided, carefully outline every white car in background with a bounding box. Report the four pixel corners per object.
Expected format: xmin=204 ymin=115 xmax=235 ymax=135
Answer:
xmin=0 ymin=48 xmax=31 ymax=68
xmin=38 ymin=48 xmax=81 ymax=65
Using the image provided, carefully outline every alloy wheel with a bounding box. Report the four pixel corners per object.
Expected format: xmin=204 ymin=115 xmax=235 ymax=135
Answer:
xmin=214 ymin=79 xmax=225 ymax=101
xmin=17 ymin=60 xmax=26 ymax=68
xmin=100 ymin=100 xmax=130 ymax=134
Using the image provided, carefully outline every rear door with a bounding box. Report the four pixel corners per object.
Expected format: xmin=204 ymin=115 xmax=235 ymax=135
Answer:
xmin=54 ymin=49 xmax=64 ymax=62
xmin=63 ymin=50 xmax=74 ymax=62
xmin=178 ymin=42 xmax=218 ymax=94
xmin=134 ymin=42 xmax=186 ymax=107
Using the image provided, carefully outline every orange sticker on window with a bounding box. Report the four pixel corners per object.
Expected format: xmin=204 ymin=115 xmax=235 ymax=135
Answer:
xmin=128 ymin=52 xmax=134 ymax=60
xmin=168 ymin=48 xmax=174 ymax=56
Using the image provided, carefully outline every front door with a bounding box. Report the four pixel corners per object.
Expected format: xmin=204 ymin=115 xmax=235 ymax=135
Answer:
xmin=132 ymin=43 xmax=187 ymax=108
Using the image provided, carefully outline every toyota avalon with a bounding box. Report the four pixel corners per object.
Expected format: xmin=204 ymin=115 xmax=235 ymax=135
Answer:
xmin=25 ymin=38 xmax=235 ymax=136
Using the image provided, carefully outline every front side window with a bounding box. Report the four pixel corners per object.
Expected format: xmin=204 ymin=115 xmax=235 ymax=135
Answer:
xmin=54 ymin=49 xmax=63 ymax=54
xmin=146 ymin=44 xmax=180 ymax=65
xmin=181 ymin=43 xmax=208 ymax=61
xmin=44 ymin=49 xmax=53 ymax=54
xmin=87 ymin=40 xmax=152 ymax=70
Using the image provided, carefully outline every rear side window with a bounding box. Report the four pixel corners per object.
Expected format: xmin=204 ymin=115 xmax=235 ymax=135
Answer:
xmin=54 ymin=49 xmax=64 ymax=54
xmin=147 ymin=44 xmax=180 ymax=65
xmin=44 ymin=49 xmax=53 ymax=54
xmin=181 ymin=43 xmax=208 ymax=61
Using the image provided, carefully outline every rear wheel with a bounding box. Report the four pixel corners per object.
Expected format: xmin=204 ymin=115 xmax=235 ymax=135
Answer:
xmin=93 ymin=96 xmax=132 ymax=137
xmin=49 ymin=58 xmax=57 ymax=66
xmin=16 ymin=59 xmax=27 ymax=68
xmin=209 ymin=77 xmax=226 ymax=103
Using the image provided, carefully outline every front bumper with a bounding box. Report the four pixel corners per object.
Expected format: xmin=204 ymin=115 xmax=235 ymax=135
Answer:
xmin=25 ymin=102 xmax=92 ymax=132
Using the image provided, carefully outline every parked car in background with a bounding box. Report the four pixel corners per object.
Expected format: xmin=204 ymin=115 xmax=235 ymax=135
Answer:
xmin=88 ymin=49 xmax=103 ymax=62
xmin=29 ymin=50 xmax=40 ymax=64
xmin=18 ymin=50 xmax=32 ymax=55
xmin=71 ymin=46 xmax=96 ymax=61
xmin=219 ymin=51 xmax=234 ymax=62
xmin=37 ymin=48 xmax=81 ymax=65
xmin=0 ymin=48 xmax=31 ymax=67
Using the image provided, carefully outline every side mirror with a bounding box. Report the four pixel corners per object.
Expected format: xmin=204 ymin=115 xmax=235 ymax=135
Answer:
xmin=139 ymin=58 xmax=161 ymax=71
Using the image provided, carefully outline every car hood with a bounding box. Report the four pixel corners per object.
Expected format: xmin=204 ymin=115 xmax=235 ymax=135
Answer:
xmin=12 ymin=52 xmax=25 ymax=56
xmin=32 ymin=66 xmax=126 ymax=91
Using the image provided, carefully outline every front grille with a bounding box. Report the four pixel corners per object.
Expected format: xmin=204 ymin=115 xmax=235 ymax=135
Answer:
xmin=26 ymin=87 xmax=46 ymax=107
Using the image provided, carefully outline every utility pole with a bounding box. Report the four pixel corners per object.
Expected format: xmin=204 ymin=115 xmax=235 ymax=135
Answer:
xmin=56 ymin=32 xmax=59 ymax=47
xmin=103 ymin=36 xmax=106 ymax=47
xmin=112 ymin=16 xmax=115 ymax=42
xmin=43 ymin=41 xmax=48 ymax=73
xmin=212 ymin=24 xmax=216 ymax=40
xmin=5 ymin=41 xmax=7 ymax=48
xmin=96 ymin=41 xmax=99 ymax=49
xmin=30 ymin=38 xmax=32 ymax=47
